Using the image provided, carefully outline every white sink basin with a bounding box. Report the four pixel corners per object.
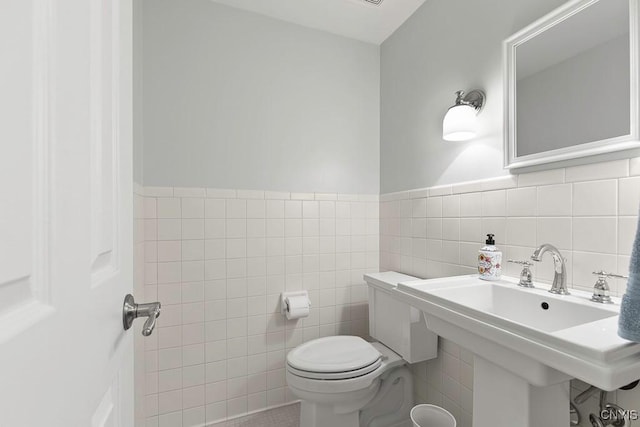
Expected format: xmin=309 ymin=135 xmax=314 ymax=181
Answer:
xmin=394 ymin=275 xmax=640 ymax=390
xmin=427 ymin=281 xmax=616 ymax=332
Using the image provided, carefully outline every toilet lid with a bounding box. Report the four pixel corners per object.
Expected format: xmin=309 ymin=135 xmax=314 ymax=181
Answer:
xmin=287 ymin=358 xmax=382 ymax=380
xmin=287 ymin=336 xmax=382 ymax=374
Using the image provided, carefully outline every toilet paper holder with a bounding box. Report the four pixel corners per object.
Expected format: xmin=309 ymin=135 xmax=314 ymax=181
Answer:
xmin=280 ymin=291 xmax=311 ymax=318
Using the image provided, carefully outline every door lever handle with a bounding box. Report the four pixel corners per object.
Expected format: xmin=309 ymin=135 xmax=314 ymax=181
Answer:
xmin=123 ymin=294 xmax=161 ymax=336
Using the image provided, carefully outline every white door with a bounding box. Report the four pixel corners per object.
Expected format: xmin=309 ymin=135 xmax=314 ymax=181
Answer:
xmin=0 ymin=0 xmax=135 ymax=426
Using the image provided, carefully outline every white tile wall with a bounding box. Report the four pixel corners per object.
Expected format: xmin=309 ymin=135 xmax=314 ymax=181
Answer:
xmin=381 ymin=159 xmax=640 ymax=427
xmin=381 ymin=159 xmax=639 ymax=295
xmin=409 ymin=338 xmax=474 ymax=427
xmin=135 ymin=184 xmax=147 ymax=427
xmin=137 ymin=187 xmax=379 ymax=427
xmin=134 ymin=158 xmax=640 ymax=427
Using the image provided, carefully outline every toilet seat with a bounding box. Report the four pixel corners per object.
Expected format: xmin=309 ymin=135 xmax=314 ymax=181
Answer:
xmin=287 ymin=358 xmax=382 ymax=380
xmin=286 ymin=340 xmax=405 ymax=395
xmin=287 ymin=336 xmax=382 ymax=378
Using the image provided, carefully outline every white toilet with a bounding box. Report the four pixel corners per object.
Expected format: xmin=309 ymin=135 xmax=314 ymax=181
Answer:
xmin=286 ymin=272 xmax=438 ymax=427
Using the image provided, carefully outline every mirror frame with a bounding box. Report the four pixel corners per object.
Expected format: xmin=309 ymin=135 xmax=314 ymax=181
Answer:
xmin=504 ymin=0 xmax=640 ymax=169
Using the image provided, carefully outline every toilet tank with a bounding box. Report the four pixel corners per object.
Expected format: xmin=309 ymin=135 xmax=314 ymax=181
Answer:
xmin=364 ymin=271 xmax=437 ymax=363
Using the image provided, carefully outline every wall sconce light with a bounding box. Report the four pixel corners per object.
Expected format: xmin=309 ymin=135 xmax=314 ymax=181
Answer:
xmin=442 ymin=89 xmax=486 ymax=141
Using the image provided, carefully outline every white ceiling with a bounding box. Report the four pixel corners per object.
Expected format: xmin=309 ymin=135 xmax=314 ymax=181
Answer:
xmin=207 ymin=0 xmax=428 ymax=44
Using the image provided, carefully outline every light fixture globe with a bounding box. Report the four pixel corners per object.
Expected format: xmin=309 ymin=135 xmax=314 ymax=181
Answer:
xmin=442 ymin=89 xmax=485 ymax=142
xmin=443 ymin=104 xmax=478 ymax=141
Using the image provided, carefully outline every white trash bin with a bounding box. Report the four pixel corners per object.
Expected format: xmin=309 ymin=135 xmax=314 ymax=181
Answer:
xmin=410 ymin=404 xmax=456 ymax=427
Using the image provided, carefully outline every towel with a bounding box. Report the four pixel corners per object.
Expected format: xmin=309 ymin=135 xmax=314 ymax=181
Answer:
xmin=619 ymin=214 xmax=640 ymax=341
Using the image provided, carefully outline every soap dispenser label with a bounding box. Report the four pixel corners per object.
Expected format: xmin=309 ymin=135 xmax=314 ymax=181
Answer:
xmin=478 ymin=251 xmax=502 ymax=280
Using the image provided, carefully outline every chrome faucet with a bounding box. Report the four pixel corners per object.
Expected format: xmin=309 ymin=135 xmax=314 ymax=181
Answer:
xmin=531 ymin=243 xmax=569 ymax=295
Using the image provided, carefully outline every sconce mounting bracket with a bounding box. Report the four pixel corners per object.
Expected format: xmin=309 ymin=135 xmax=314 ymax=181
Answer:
xmin=457 ymin=89 xmax=486 ymax=112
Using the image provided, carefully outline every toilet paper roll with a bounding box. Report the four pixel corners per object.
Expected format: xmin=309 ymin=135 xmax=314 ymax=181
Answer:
xmin=285 ymin=295 xmax=310 ymax=320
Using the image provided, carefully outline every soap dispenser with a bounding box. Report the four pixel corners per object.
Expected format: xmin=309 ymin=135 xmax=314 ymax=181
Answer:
xmin=478 ymin=234 xmax=502 ymax=281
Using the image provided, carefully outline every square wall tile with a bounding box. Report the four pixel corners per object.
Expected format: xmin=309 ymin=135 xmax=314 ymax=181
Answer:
xmin=227 ymin=219 xmax=247 ymax=239
xmin=182 ymin=198 xmax=204 ymax=219
xmin=204 ymin=199 xmax=225 ymax=219
xmin=247 ymin=200 xmax=266 ymax=218
xmin=158 ymin=220 xmax=182 ymax=241
xmin=412 ymin=198 xmax=427 ymax=218
xmin=459 ymin=218 xmax=481 ymax=243
xmin=537 ymin=218 xmax=572 ymax=250
xmin=158 ymin=410 xmax=181 ymax=427
xmin=266 ymin=200 xmax=285 ymax=218
xmin=182 ymin=219 xmax=204 ymax=240
xmin=506 ymin=187 xmax=536 ymax=217
xmin=424 ymin=219 xmax=440 ymax=240
xmin=537 ymin=184 xmax=572 ymax=217
xmin=145 ymin=198 xmax=158 ymax=219
xmin=226 ymin=199 xmax=247 ymax=219
xmin=183 ymin=406 xmax=205 ymax=427
xmin=442 ymin=195 xmax=460 ymax=218
xmin=619 ymin=217 xmax=639 ymax=255
xmin=303 ymin=201 xmax=319 ymax=218
xmin=631 ymin=157 xmax=640 ymax=176
xmin=158 ymin=241 xmax=181 ymax=262
xmin=285 ymin=201 xmax=302 ymax=218
xmin=481 ymin=191 xmax=506 ymax=217
xmin=460 ymin=193 xmax=482 ymax=217
xmin=427 ymin=197 xmax=442 ymax=218
xmin=573 ymin=180 xmax=617 ymax=216
xmin=182 ymin=240 xmax=204 ymax=261
xmin=573 ymin=217 xmax=617 ymax=254
xmin=573 ymin=251 xmax=617 ymax=290
xmin=506 ymin=218 xmax=536 ymax=247
xmin=158 ymin=198 xmax=181 ymax=219
xmin=619 ymin=177 xmax=640 ymax=216
xmin=205 ymin=220 xmax=226 ymax=239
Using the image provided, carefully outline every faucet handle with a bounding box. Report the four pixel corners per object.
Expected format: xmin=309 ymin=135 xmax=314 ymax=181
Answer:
xmin=508 ymin=259 xmax=533 ymax=266
xmin=508 ymin=259 xmax=534 ymax=288
xmin=590 ymin=271 xmax=627 ymax=304
xmin=592 ymin=271 xmax=629 ymax=280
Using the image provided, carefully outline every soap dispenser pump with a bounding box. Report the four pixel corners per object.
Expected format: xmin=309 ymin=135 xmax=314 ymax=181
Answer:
xmin=478 ymin=233 xmax=502 ymax=281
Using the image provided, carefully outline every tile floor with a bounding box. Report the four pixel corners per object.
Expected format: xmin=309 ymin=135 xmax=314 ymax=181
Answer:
xmin=209 ymin=401 xmax=418 ymax=427
xmin=211 ymin=402 xmax=300 ymax=427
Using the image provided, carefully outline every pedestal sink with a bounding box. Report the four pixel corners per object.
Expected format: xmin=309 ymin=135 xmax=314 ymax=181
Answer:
xmin=392 ymin=275 xmax=640 ymax=427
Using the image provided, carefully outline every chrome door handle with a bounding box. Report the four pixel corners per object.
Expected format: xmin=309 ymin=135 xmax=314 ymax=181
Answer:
xmin=123 ymin=294 xmax=161 ymax=336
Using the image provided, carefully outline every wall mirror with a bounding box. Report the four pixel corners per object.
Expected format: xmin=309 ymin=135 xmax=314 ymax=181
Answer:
xmin=504 ymin=0 xmax=640 ymax=169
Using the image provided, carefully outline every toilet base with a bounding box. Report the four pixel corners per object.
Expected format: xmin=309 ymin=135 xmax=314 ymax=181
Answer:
xmin=291 ymin=379 xmax=380 ymax=427
xmin=300 ymin=402 xmax=361 ymax=427
xmin=360 ymin=366 xmax=413 ymax=427
xmin=290 ymin=364 xmax=414 ymax=427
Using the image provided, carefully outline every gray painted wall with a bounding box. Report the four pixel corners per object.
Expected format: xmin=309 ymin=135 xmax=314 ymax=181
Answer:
xmin=133 ymin=0 xmax=144 ymax=184
xmin=380 ymin=0 xmax=568 ymax=193
xmin=141 ymin=0 xmax=380 ymax=194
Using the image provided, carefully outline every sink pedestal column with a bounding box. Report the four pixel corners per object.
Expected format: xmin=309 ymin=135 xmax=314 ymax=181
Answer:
xmin=473 ymin=357 xmax=570 ymax=427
